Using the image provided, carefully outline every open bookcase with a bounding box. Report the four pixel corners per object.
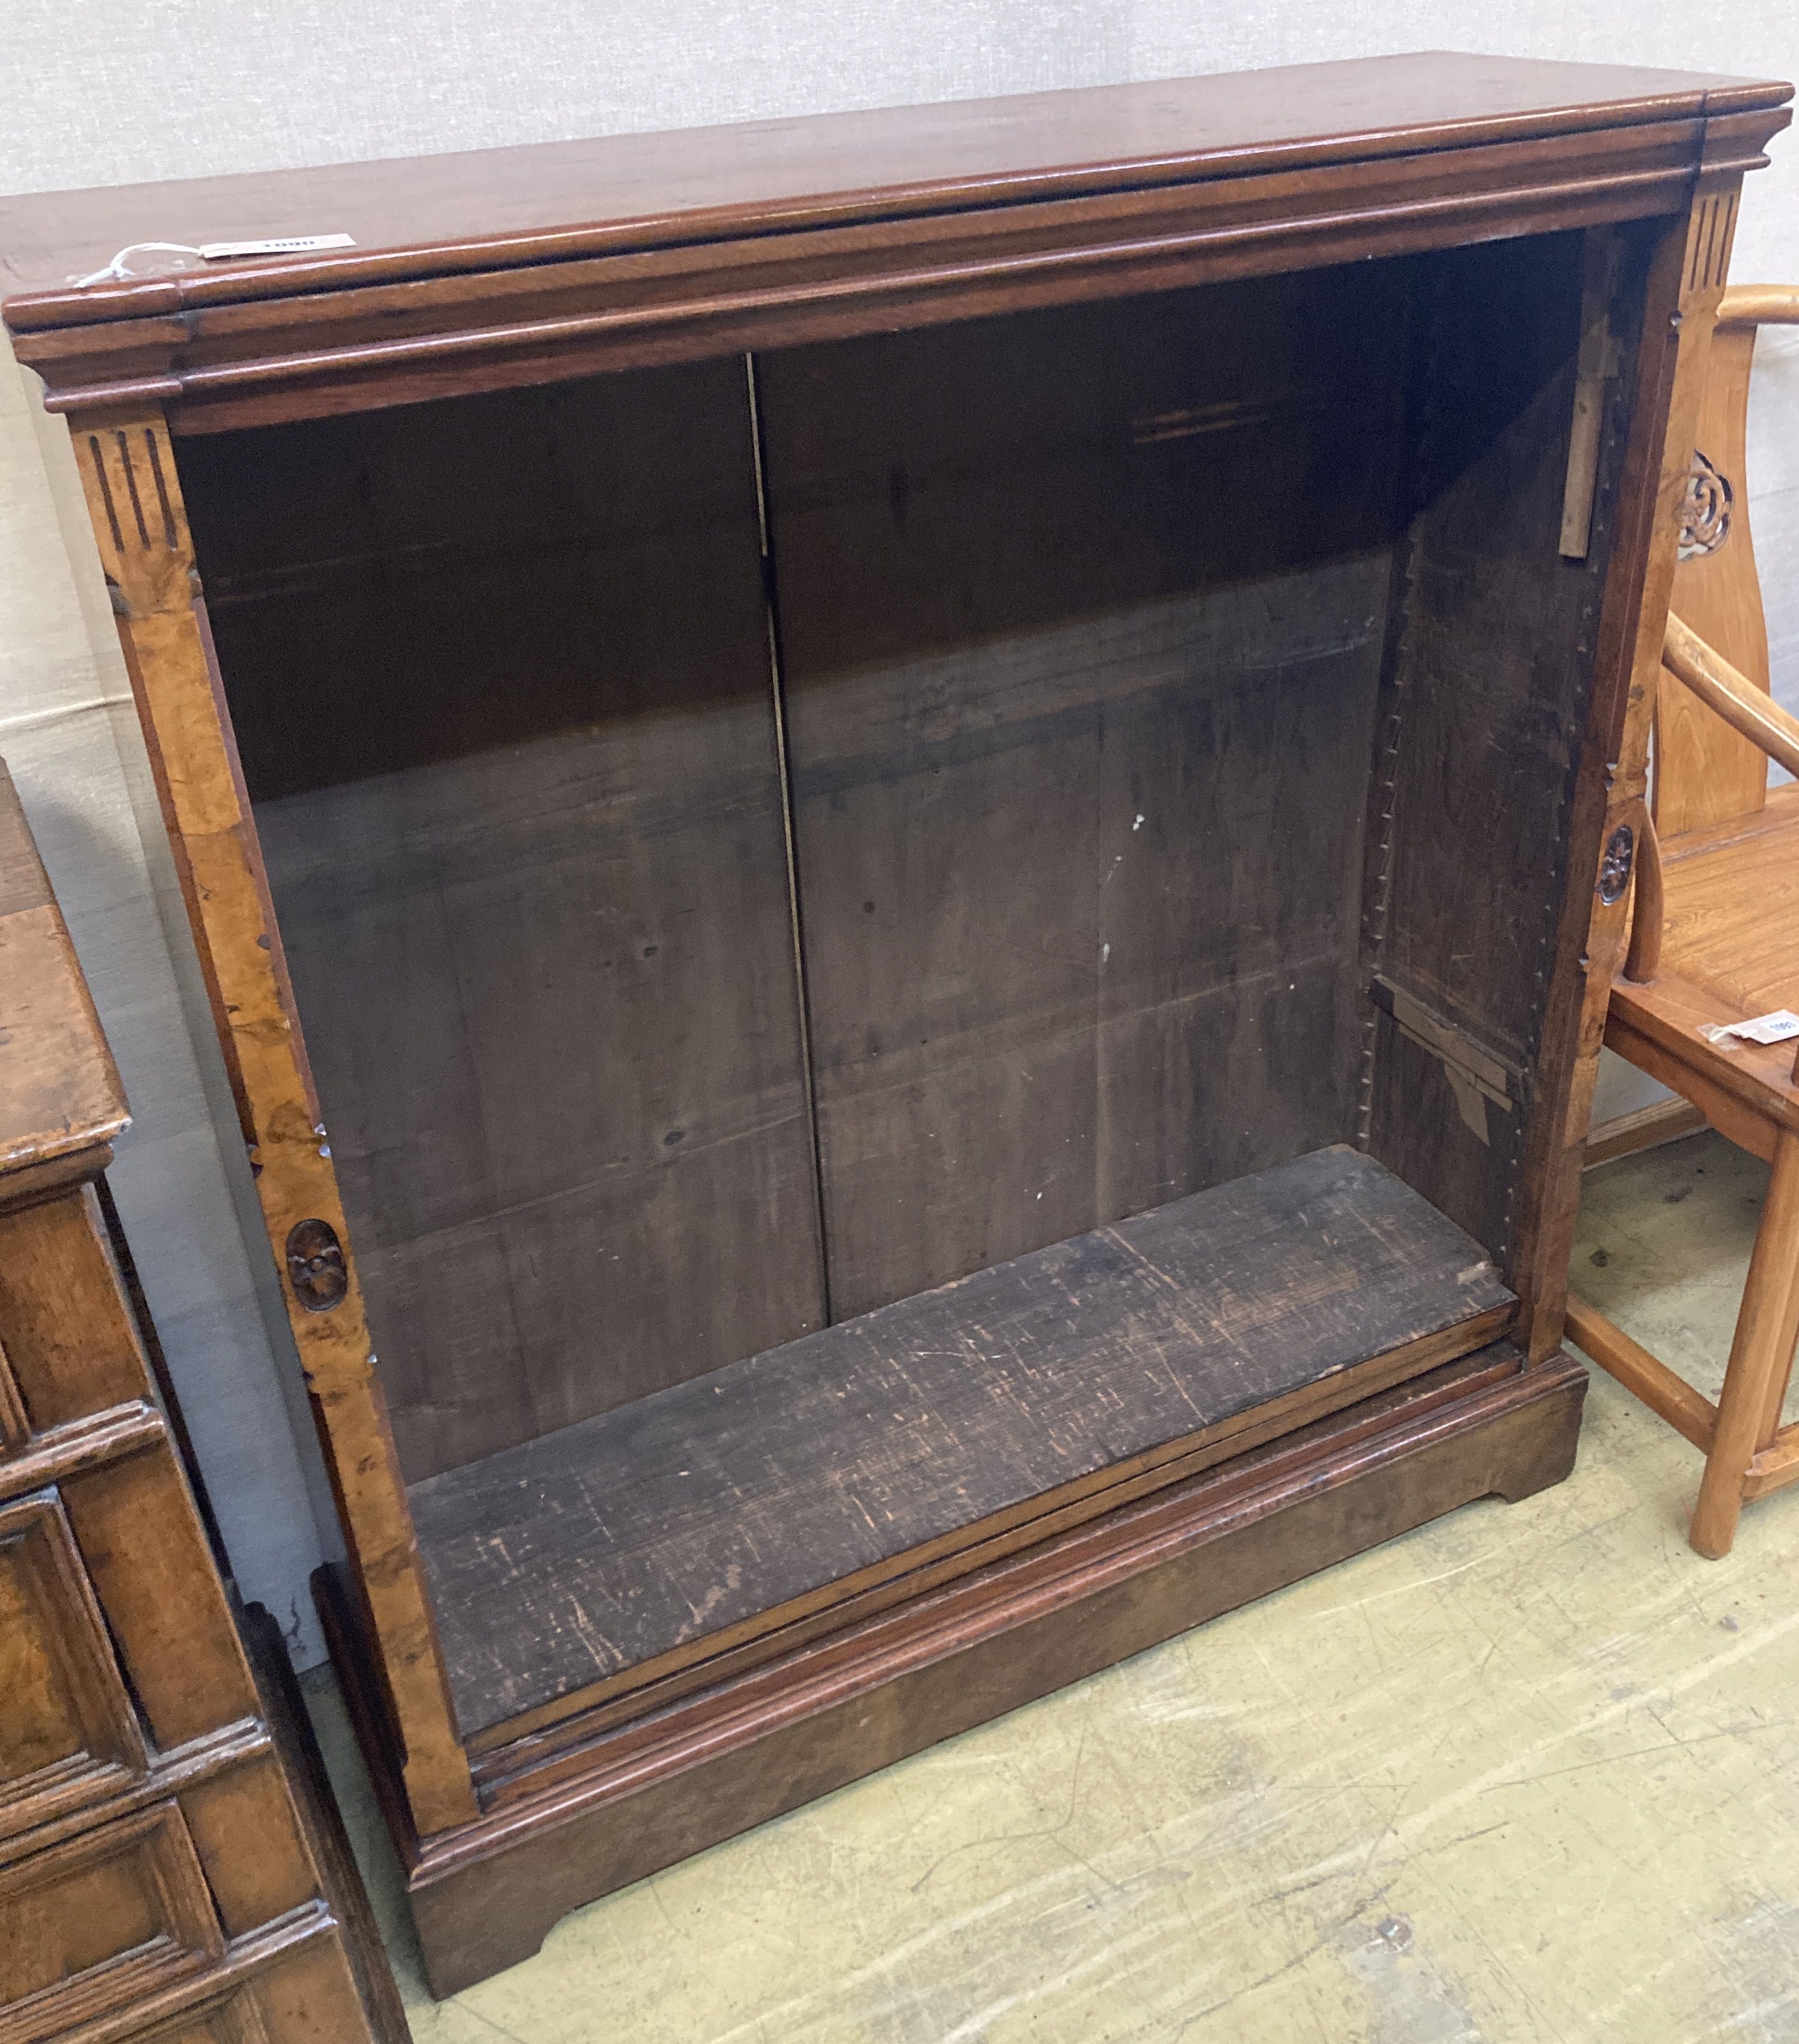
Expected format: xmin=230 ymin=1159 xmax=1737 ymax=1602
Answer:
xmin=4 ymin=50 xmax=1788 ymax=1992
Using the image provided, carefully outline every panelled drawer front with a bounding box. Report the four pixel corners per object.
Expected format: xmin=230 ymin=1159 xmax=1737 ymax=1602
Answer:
xmin=0 ymin=1799 xmax=224 ymax=2043
xmin=0 ymin=1191 xmax=259 ymax=1754
xmin=0 ymin=1490 xmax=147 ymax=1844
xmin=0 ymin=1194 xmax=153 ymax=1437
xmin=130 ymin=2003 xmax=270 ymax=2044
xmin=124 ymin=2015 xmax=264 ymax=2044
xmin=0 ymin=1337 xmax=27 ymax=1454
xmin=51 ymin=1988 xmax=272 ymax=2044
xmin=50 ymin=1917 xmax=370 ymax=2044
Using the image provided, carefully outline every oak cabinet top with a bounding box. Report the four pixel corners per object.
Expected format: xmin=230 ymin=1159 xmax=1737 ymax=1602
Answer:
xmin=0 ymin=764 xmax=128 ymax=1186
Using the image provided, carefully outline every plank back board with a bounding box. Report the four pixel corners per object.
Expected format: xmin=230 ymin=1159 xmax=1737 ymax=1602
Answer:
xmin=760 ymin=268 xmax=1408 ymax=1319
xmin=179 ymin=362 xmax=826 ymax=1482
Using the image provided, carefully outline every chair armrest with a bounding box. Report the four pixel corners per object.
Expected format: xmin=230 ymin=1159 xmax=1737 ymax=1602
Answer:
xmin=1718 ymin=285 xmax=1799 ymax=330
xmin=1663 ymin=613 xmax=1799 ymax=782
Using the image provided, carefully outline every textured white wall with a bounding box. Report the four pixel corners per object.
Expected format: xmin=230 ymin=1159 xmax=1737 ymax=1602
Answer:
xmin=2 ymin=8 xmax=1794 ymax=1661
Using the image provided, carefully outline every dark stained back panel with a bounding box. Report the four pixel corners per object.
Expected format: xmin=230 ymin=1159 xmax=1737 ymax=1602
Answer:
xmin=758 ymin=269 xmax=1413 ymax=1321
xmin=172 ymin=233 xmax=1629 ymax=1482
xmin=180 ymin=362 xmax=826 ymax=1481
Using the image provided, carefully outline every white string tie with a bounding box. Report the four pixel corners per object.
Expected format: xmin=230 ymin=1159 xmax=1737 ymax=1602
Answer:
xmin=69 ymin=232 xmax=355 ymax=287
xmin=72 ymin=242 xmax=206 ymax=287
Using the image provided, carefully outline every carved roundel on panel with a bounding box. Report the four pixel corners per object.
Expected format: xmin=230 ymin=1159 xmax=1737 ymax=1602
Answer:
xmin=1676 ymin=451 xmax=1732 ymax=560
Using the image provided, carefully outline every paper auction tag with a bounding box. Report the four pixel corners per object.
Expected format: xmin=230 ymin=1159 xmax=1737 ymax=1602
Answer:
xmin=200 ymin=234 xmax=356 ymax=260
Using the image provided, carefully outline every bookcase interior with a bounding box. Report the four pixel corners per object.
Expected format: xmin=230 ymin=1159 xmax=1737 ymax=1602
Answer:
xmin=174 ymin=222 xmax=1645 ymax=1743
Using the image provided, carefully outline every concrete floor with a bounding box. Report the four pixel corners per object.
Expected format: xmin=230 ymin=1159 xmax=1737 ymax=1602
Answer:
xmin=307 ymin=1129 xmax=1799 ymax=2042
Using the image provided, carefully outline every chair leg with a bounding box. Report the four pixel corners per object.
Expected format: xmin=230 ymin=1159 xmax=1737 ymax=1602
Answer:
xmin=1690 ymin=1129 xmax=1799 ymax=1558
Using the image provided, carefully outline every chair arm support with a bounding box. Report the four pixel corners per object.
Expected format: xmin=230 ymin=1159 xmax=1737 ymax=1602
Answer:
xmin=1663 ymin=613 xmax=1799 ymax=783
xmin=1622 ymin=802 xmax=1663 ymax=983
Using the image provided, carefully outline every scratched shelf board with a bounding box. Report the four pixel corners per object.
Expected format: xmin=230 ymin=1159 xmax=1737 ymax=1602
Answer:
xmin=411 ymin=1144 xmax=1514 ymax=1738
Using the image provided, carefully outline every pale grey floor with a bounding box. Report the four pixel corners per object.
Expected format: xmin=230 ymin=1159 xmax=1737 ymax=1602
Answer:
xmin=307 ymin=1130 xmax=1799 ymax=2041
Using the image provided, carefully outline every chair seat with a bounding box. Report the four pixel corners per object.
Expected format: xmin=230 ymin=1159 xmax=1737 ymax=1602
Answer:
xmin=1607 ymin=783 xmax=1799 ymax=1138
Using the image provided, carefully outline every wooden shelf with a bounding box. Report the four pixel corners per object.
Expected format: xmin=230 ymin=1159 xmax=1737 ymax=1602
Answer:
xmin=412 ymin=1145 xmax=1513 ymax=1740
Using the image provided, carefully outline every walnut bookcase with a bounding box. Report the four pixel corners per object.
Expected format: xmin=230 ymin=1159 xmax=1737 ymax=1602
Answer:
xmin=4 ymin=52 xmax=1788 ymax=1994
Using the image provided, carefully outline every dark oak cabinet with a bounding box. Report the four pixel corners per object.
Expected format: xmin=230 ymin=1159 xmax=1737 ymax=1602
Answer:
xmin=4 ymin=50 xmax=1788 ymax=1992
xmin=0 ymin=767 xmax=396 ymax=2042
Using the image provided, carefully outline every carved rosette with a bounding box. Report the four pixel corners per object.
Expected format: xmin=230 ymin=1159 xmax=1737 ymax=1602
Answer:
xmin=1677 ymin=450 xmax=1733 ymax=560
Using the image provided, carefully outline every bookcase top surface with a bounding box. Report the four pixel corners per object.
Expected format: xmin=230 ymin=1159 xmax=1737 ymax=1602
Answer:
xmin=2 ymin=52 xmax=1787 ymax=430
xmin=4 ymin=53 xmax=1788 ymax=310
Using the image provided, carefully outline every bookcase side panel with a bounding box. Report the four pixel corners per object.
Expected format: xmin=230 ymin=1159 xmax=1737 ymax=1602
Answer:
xmin=64 ymin=404 xmax=479 ymax=1836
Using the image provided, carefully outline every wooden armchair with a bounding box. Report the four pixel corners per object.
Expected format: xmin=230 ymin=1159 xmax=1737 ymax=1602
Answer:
xmin=1569 ymin=285 xmax=1799 ymax=1558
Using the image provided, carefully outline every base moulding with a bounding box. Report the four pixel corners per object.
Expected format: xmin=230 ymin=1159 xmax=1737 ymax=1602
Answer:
xmin=319 ymin=1341 xmax=1586 ymax=1997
